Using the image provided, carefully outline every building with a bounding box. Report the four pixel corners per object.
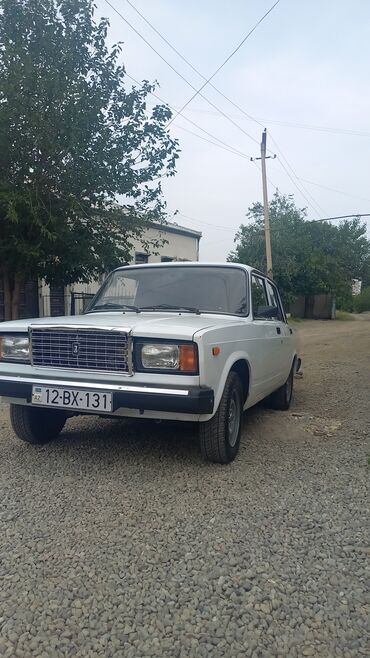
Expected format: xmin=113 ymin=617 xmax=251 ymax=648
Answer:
xmin=352 ymin=279 xmax=362 ymax=296
xmin=0 ymin=222 xmax=201 ymax=321
xmin=131 ymin=222 xmax=201 ymax=264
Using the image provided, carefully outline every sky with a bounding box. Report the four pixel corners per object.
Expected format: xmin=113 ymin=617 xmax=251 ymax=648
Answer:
xmin=95 ymin=0 xmax=370 ymax=261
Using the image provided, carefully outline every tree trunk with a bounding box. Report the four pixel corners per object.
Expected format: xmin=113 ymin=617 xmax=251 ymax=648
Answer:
xmin=12 ymin=273 xmax=23 ymax=320
xmin=2 ymin=270 xmax=24 ymax=321
xmin=3 ymin=272 xmax=12 ymax=321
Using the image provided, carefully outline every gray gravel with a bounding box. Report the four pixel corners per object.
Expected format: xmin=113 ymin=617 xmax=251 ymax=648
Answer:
xmin=0 ymin=318 xmax=369 ymax=658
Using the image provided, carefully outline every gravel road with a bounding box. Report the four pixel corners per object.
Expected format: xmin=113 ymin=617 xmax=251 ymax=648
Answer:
xmin=0 ymin=317 xmax=369 ymax=658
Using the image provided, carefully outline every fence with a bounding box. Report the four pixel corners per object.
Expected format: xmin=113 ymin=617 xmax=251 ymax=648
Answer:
xmin=290 ymin=294 xmax=336 ymax=319
xmin=39 ymin=292 xmax=95 ymax=318
xmin=1 ymin=288 xmax=95 ymax=322
xmin=70 ymin=292 xmax=95 ymax=315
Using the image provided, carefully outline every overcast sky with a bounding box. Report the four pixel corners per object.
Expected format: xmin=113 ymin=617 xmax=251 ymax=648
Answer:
xmin=95 ymin=0 xmax=370 ymax=261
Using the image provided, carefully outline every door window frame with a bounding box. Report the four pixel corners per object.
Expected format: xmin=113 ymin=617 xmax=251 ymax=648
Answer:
xmin=251 ymin=271 xmax=286 ymax=322
xmin=265 ymin=279 xmax=286 ymax=323
xmin=251 ymin=273 xmax=269 ymax=320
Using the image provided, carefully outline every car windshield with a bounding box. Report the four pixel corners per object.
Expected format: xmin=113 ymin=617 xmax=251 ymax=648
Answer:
xmin=87 ymin=266 xmax=248 ymax=316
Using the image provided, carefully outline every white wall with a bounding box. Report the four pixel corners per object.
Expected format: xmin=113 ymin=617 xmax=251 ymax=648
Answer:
xmin=132 ymin=226 xmax=199 ymax=263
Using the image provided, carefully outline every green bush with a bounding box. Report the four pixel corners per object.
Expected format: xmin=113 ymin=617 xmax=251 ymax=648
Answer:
xmin=336 ymin=292 xmax=354 ymax=312
xmin=353 ymin=287 xmax=370 ymax=313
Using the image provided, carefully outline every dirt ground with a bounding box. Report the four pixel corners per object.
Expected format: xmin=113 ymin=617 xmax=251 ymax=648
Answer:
xmin=0 ymin=316 xmax=369 ymax=658
xmin=291 ymin=314 xmax=370 ymax=431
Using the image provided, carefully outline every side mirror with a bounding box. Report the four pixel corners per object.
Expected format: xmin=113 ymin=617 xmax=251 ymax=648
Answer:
xmin=256 ymin=305 xmax=279 ymax=319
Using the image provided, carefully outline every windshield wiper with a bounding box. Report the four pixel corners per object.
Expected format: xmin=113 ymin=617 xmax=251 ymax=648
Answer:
xmin=87 ymin=302 xmax=141 ymax=313
xmin=139 ymin=303 xmax=201 ymax=315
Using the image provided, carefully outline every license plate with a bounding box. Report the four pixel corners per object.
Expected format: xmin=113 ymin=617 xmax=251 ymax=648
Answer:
xmin=31 ymin=386 xmax=112 ymax=412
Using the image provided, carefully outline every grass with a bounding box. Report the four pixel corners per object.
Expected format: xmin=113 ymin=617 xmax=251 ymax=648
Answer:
xmin=288 ymin=316 xmax=302 ymax=325
xmin=336 ymin=310 xmax=356 ymax=321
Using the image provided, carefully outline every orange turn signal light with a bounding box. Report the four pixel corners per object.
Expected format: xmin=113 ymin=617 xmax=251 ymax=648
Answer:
xmin=179 ymin=344 xmax=198 ymax=372
xmin=212 ymin=346 xmax=221 ymax=356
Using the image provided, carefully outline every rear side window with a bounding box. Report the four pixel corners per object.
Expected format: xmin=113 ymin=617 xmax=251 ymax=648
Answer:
xmin=251 ymin=275 xmax=268 ymax=317
xmin=265 ymin=281 xmax=284 ymax=321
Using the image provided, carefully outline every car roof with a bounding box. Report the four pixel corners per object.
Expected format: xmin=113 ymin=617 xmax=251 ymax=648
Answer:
xmin=114 ymin=262 xmax=256 ymax=273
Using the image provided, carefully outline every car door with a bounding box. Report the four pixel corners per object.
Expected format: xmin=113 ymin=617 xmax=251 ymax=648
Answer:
xmin=265 ymin=279 xmax=293 ymax=382
xmin=249 ymin=273 xmax=282 ymax=398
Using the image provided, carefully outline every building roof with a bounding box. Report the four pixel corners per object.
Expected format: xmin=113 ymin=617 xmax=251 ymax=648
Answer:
xmin=110 ymin=203 xmax=202 ymax=240
xmin=150 ymin=221 xmax=202 ymax=240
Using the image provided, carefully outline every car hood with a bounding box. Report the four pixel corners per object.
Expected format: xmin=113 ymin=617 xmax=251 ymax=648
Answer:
xmin=0 ymin=311 xmax=243 ymax=340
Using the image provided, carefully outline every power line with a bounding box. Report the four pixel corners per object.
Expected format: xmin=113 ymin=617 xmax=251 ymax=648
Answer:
xmin=298 ymin=178 xmax=370 ymax=204
xmin=104 ymin=0 xmax=262 ymax=148
xmin=263 ymin=213 xmax=370 ymax=237
xmin=121 ymin=0 xmax=266 ymax=130
xmin=256 ymin=118 xmax=370 ymax=138
xmin=165 ymin=0 xmax=281 ymax=127
xmin=106 ymin=0 xmax=333 ymax=217
xmin=178 ymin=108 xmax=370 ymax=138
xmin=176 ymin=212 xmax=238 ymax=232
xmin=268 ymin=133 xmax=327 ymax=217
xmin=174 ymin=124 xmax=250 ymax=160
xmin=252 ymin=159 xmax=279 ymax=192
xmin=125 ymin=72 xmax=251 ymax=160
xmin=309 ymin=213 xmax=370 ymax=223
xmin=175 ymin=211 xmax=370 ymax=236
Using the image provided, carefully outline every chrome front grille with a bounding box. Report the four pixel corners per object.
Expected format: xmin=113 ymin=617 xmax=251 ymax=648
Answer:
xmin=31 ymin=328 xmax=130 ymax=373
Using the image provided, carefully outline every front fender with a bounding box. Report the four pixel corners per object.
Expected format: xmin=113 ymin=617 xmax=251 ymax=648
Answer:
xmin=207 ymin=350 xmax=252 ymax=418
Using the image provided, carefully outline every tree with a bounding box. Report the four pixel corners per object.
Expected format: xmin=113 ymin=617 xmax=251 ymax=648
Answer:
xmin=228 ymin=191 xmax=370 ymax=306
xmin=353 ymin=287 xmax=370 ymax=313
xmin=0 ymin=0 xmax=179 ymax=319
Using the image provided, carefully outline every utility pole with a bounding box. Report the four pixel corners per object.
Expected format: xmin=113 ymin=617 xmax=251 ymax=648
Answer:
xmin=251 ymin=129 xmax=276 ymax=279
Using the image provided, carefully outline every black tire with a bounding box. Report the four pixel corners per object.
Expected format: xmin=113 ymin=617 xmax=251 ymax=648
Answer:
xmin=199 ymin=371 xmax=244 ymax=464
xmin=10 ymin=404 xmax=67 ymax=445
xmin=267 ymin=363 xmax=294 ymax=411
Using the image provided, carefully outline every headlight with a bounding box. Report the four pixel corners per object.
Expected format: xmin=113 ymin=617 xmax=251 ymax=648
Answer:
xmin=138 ymin=343 xmax=198 ymax=373
xmin=0 ymin=335 xmax=30 ymax=362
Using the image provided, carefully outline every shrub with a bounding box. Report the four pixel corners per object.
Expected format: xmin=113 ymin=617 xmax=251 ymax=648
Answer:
xmin=353 ymin=287 xmax=370 ymax=313
xmin=336 ymin=291 xmax=354 ymax=312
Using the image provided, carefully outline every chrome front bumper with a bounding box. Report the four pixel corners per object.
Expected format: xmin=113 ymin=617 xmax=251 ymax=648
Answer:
xmin=0 ymin=375 xmax=214 ymax=415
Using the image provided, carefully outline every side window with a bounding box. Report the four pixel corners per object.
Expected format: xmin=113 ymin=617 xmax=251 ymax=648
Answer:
xmin=265 ymin=281 xmax=284 ymax=321
xmin=251 ymin=275 xmax=268 ymax=318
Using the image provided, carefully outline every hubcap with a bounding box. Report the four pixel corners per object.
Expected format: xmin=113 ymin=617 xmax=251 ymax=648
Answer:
xmin=228 ymin=391 xmax=240 ymax=448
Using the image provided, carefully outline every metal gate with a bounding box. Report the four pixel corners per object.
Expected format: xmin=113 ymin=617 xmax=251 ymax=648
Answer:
xmin=70 ymin=292 xmax=95 ymax=315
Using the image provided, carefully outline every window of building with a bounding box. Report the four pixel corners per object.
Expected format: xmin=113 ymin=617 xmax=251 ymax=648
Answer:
xmin=135 ymin=253 xmax=149 ymax=264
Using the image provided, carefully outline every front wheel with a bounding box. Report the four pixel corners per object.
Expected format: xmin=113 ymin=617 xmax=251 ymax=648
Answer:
xmin=10 ymin=404 xmax=67 ymax=445
xmin=199 ymin=371 xmax=244 ymax=464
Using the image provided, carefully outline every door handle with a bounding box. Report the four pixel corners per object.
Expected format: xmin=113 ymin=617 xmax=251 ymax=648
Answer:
xmin=276 ymin=326 xmax=281 ymax=334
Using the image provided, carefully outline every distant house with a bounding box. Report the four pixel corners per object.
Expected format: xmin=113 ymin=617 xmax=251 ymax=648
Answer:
xmin=0 ymin=222 xmax=202 ymax=321
xmin=352 ymin=279 xmax=362 ymax=296
xmin=131 ymin=221 xmax=201 ymax=265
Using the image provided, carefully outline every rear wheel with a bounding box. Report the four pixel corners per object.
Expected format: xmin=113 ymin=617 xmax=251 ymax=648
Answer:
xmin=10 ymin=404 xmax=67 ymax=445
xmin=199 ymin=371 xmax=244 ymax=464
xmin=268 ymin=363 xmax=294 ymax=411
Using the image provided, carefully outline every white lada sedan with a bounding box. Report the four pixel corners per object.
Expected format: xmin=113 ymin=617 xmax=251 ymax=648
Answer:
xmin=0 ymin=263 xmax=299 ymax=463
